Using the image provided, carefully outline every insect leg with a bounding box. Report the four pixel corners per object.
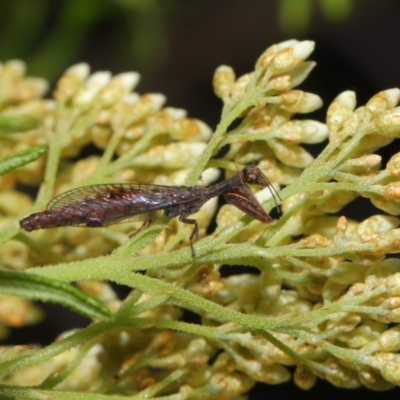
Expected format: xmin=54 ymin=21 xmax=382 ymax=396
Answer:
xmin=129 ymin=211 xmax=159 ymax=238
xmin=179 ymin=213 xmax=199 ymax=257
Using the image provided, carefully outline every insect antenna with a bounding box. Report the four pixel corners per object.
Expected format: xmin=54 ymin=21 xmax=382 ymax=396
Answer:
xmin=261 ymin=170 xmax=282 ymax=216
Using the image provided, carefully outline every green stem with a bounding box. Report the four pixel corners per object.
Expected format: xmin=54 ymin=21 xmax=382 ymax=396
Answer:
xmin=0 ymin=319 xmax=118 ymax=376
xmin=36 ymin=103 xmax=69 ymax=207
xmin=185 ymin=75 xmax=269 ymax=185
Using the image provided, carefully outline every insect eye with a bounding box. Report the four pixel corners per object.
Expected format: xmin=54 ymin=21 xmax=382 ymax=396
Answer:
xmin=247 ymin=173 xmax=257 ymax=183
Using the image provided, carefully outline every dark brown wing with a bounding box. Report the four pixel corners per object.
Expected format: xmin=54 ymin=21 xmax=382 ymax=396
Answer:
xmin=47 ymin=183 xmax=165 ymax=210
xmin=45 ymin=183 xmax=201 ymax=227
xmin=20 ymin=183 xmax=204 ymax=232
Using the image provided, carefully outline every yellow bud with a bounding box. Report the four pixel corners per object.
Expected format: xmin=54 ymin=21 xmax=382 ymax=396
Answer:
xmin=73 ymin=71 xmax=111 ymax=107
xmin=0 ymin=59 xmax=26 ymax=78
xmin=326 ymin=91 xmax=356 ymax=133
xmin=357 ymin=215 xmax=399 ymax=238
xmin=322 ymin=280 xmax=347 ymax=303
xmin=268 ymin=139 xmax=314 ymax=167
xmin=329 ymin=261 xmax=367 ymax=285
xmin=340 ymin=154 xmax=381 ymax=173
xmin=387 ymin=153 xmax=400 ymax=177
xmin=114 ymin=93 xmax=166 ymax=130
xmin=99 ymin=72 xmax=140 ymax=105
xmin=370 ymin=195 xmax=400 ymax=215
xmin=266 ymin=74 xmax=291 ymax=91
xmin=213 ymin=65 xmax=235 ymax=100
xmin=380 ymin=182 xmax=400 ymax=200
xmin=288 ymin=61 xmax=316 ymax=88
xmin=275 ymin=120 xmax=328 ymax=143
xmin=278 ymin=91 xmax=323 ymax=113
xmin=376 ymin=326 xmax=400 ymax=352
xmin=366 ymin=259 xmax=400 ymax=287
xmin=270 ymin=41 xmax=315 ymax=75
xmin=374 ymin=107 xmax=400 ymax=137
xmin=0 ymin=294 xmax=43 ymax=327
xmin=382 ymin=296 xmax=400 ymax=310
xmin=230 ymin=73 xmax=252 ymax=105
xmin=256 ymin=40 xmax=299 ymax=67
xmin=384 ymin=273 xmax=400 ymax=297
xmin=256 ymin=40 xmax=314 ymax=74
xmin=297 ymin=234 xmax=331 ymax=248
xmin=131 ymin=142 xmax=206 ymax=169
xmin=366 ymin=89 xmax=400 ymax=116
xmin=259 ymin=270 xmax=282 ymax=308
xmin=383 ymin=88 xmax=400 ymax=108
xmin=54 ymin=63 xmax=90 ymax=101
xmin=336 ymin=216 xmax=348 ymax=235
xmin=90 ymin=125 xmax=112 ymax=149
xmin=294 ymin=366 xmax=317 ymax=390
xmin=381 ymin=358 xmax=400 ymax=385
xmin=171 ymin=118 xmax=212 ymax=142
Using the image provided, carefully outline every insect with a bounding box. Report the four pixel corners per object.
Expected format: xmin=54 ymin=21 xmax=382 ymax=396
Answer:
xmin=20 ymin=166 xmax=280 ymax=256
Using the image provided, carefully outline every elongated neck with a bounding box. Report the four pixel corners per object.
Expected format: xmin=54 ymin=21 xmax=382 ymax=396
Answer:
xmin=204 ymin=172 xmax=243 ymax=199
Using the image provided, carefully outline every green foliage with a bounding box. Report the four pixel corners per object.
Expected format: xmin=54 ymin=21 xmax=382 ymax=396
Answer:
xmin=1 ymin=39 xmax=400 ymax=398
xmin=0 ymin=270 xmax=111 ymax=320
xmin=278 ymin=0 xmax=354 ymax=33
xmin=0 ymin=0 xmax=169 ymax=81
xmin=0 ymin=145 xmax=47 ymax=176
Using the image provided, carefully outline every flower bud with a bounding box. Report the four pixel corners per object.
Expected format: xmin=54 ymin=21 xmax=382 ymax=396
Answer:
xmin=387 ymin=153 xmax=400 ymax=177
xmin=0 ymin=60 xmax=48 ymax=104
xmin=383 ymin=88 xmax=400 ymax=108
xmin=258 ymin=270 xmax=282 ymax=309
xmin=329 ymin=261 xmax=367 ymax=285
xmin=131 ymin=142 xmax=206 ymax=169
xmin=256 ymin=40 xmax=314 ymax=73
xmin=266 ymin=74 xmax=291 ymax=92
xmin=268 ymin=139 xmax=314 ymax=167
xmin=380 ymin=357 xmax=400 ymax=385
xmin=0 ymin=294 xmax=43 ymax=327
xmin=373 ymin=107 xmax=400 ymax=138
xmin=340 ymin=154 xmax=381 ymax=174
xmin=170 ymin=118 xmax=212 ymax=142
xmin=366 ymin=89 xmax=400 ymax=116
xmin=99 ymin=72 xmax=140 ymax=106
xmin=269 ymin=41 xmax=315 ymax=75
xmin=0 ymin=59 xmax=26 ymax=77
xmin=213 ymin=65 xmax=235 ymax=100
xmin=336 ymin=215 xmax=348 ymax=235
xmin=278 ymin=91 xmax=322 ymax=114
xmin=383 ymin=272 xmax=400 ymax=297
xmin=379 ymin=182 xmax=400 ymax=200
xmin=375 ymin=326 xmax=400 ymax=352
xmin=288 ymin=61 xmax=316 ymax=89
xmin=370 ymin=195 xmax=400 ymax=215
xmin=113 ymin=93 xmax=166 ymax=131
xmin=274 ymin=120 xmax=328 ymax=143
xmin=294 ymin=365 xmax=317 ymax=390
xmin=322 ymin=280 xmax=347 ymax=303
xmin=326 ymin=91 xmax=356 ymax=133
xmin=54 ymin=63 xmax=90 ymax=101
xmin=229 ymin=73 xmax=252 ymax=106
xmin=357 ymin=215 xmax=399 ymax=240
xmin=73 ymin=71 xmax=111 ymax=107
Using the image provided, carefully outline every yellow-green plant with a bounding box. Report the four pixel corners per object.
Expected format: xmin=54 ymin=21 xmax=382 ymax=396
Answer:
xmin=1 ymin=39 xmax=400 ymax=399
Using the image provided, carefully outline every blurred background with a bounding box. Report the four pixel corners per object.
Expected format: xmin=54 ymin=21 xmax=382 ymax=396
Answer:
xmin=1 ymin=0 xmax=400 ymax=398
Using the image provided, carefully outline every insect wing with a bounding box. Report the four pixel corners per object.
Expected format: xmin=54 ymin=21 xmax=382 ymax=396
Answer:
xmin=45 ymin=183 xmax=201 ymax=228
xmin=47 ymin=183 xmax=163 ymax=210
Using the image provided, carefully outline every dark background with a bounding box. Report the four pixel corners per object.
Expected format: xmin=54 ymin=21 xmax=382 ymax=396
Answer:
xmin=1 ymin=0 xmax=400 ymax=398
